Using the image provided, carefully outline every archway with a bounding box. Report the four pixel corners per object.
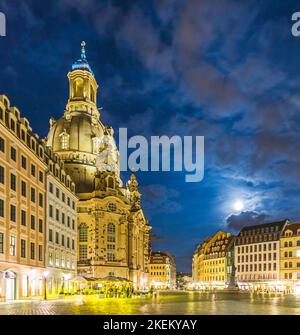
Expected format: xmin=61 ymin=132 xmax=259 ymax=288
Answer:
xmin=4 ymin=271 xmax=17 ymax=301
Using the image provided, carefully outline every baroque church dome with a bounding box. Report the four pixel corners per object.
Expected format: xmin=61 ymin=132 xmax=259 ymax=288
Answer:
xmin=45 ymin=42 xmax=121 ymax=196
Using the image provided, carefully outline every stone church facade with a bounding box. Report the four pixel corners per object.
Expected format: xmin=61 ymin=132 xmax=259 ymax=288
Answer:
xmin=46 ymin=42 xmax=151 ymax=289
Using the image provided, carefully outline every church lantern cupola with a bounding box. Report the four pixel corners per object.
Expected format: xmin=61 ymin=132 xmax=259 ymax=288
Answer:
xmin=65 ymin=41 xmax=100 ymax=120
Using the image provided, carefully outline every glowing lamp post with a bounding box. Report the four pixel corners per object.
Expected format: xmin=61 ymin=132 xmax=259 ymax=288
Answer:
xmin=43 ymin=271 xmax=49 ymax=300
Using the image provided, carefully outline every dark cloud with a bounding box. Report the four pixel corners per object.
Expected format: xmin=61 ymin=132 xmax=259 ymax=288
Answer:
xmin=226 ymin=211 xmax=271 ymax=231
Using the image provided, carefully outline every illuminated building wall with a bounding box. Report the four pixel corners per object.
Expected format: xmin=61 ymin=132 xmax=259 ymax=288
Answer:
xmin=148 ymin=252 xmax=176 ymax=289
xmin=192 ymin=231 xmax=235 ymax=287
xmin=44 ymin=151 xmax=78 ymax=296
xmin=234 ymin=220 xmax=288 ymax=284
xmin=0 ymin=95 xmax=47 ymax=300
xmin=280 ymin=223 xmax=300 ymax=291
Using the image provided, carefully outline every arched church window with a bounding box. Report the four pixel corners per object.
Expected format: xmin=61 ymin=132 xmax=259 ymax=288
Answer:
xmin=60 ymin=131 xmax=69 ymax=150
xmin=73 ymin=78 xmax=84 ymax=98
xmin=107 ymin=223 xmax=116 ymax=242
xmin=79 ymin=223 xmax=88 ymax=242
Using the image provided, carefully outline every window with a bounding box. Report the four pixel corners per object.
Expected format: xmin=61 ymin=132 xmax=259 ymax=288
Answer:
xmin=108 ymin=203 xmax=117 ymax=212
xmin=62 ymin=213 xmax=65 ymax=225
xmin=61 ymin=235 xmax=65 ymax=246
xmin=31 ymin=164 xmax=36 ymax=177
xmin=21 ymin=210 xmax=26 ymax=226
xmin=79 ymin=223 xmax=88 ymax=242
xmin=67 ymin=237 xmax=70 ymax=249
xmin=62 ymin=193 xmax=65 ymax=203
xmin=30 ymin=215 xmax=35 ymax=230
xmin=0 ymin=137 xmax=5 ymax=153
xmin=56 ymin=232 xmax=59 ymax=244
xmin=21 ymin=156 xmax=27 ymax=169
xmin=21 ymin=239 xmax=26 ymax=258
xmin=10 ymin=174 xmax=16 ymax=191
xmin=31 ymin=187 xmax=35 ymax=203
xmin=49 ymin=205 xmax=53 ymax=218
xmin=30 ymin=242 xmax=35 ymax=259
xmin=56 ymin=209 xmax=59 ymax=222
xmin=56 ymin=188 xmax=59 ymax=199
xmin=107 ymin=244 xmax=115 ymax=262
xmin=49 ymin=252 xmax=53 ymax=265
xmin=38 ymin=193 xmax=43 ymax=208
xmin=49 ymin=182 xmax=53 ymax=193
xmin=10 ymin=205 xmax=16 ymax=222
xmin=49 ymin=229 xmax=53 ymax=242
xmin=21 ymin=181 xmax=26 ymax=197
xmin=60 ymin=132 xmax=69 ymax=150
xmin=296 ymin=250 xmax=300 ymax=258
xmin=0 ymin=199 xmax=4 ymax=217
xmin=72 ymin=239 xmax=75 ymax=250
xmin=9 ymin=236 xmax=16 ymax=256
xmin=67 ymin=216 xmax=70 ymax=228
xmin=107 ymin=223 xmax=116 ymax=242
xmin=39 ymin=171 xmax=43 ymax=183
xmin=0 ymin=232 xmax=3 ymax=253
xmin=38 ymin=219 xmax=43 ymax=233
xmin=72 ymin=219 xmax=75 ymax=230
xmin=0 ymin=165 xmax=4 ymax=184
xmin=79 ymin=245 xmax=87 ymax=261
xmin=10 ymin=147 xmax=16 ymax=161
xmin=38 ymin=245 xmax=43 ymax=261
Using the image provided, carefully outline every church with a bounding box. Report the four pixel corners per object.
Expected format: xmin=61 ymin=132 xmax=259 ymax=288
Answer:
xmin=45 ymin=42 xmax=151 ymax=289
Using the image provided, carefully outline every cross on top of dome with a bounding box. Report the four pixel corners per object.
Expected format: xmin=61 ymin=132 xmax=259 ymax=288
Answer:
xmin=72 ymin=41 xmax=94 ymax=75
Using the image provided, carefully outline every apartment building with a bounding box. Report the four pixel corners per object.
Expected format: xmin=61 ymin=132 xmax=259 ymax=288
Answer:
xmin=148 ymin=252 xmax=176 ymax=289
xmin=280 ymin=222 xmax=300 ymax=293
xmin=0 ymin=95 xmax=47 ymax=300
xmin=192 ymin=231 xmax=235 ymax=289
xmin=44 ymin=150 xmax=78 ymax=296
xmin=235 ymin=220 xmax=288 ymax=288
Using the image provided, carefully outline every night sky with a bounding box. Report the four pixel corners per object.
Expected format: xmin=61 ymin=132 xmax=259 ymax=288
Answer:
xmin=1 ymin=0 xmax=300 ymax=272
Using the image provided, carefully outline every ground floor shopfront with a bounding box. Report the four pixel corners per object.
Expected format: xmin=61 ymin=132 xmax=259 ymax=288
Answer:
xmin=0 ymin=263 xmax=45 ymax=301
xmin=237 ymin=281 xmax=300 ymax=294
xmin=45 ymin=268 xmax=76 ymax=297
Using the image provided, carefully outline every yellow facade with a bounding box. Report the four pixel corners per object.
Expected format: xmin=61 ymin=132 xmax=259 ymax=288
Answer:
xmin=192 ymin=231 xmax=234 ymax=288
xmin=45 ymin=42 xmax=151 ymax=289
xmin=280 ymin=223 xmax=300 ymax=292
xmin=148 ymin=252 xmax=176 ymax=289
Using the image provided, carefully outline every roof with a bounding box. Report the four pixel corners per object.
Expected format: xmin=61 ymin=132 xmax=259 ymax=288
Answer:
xmin=72 ymin=41 xmax=94 ymax=75
xmin=283 ymin=222 xmax=300 ymax=234
xmin=238 ymin=220 xmax=288 ymax=234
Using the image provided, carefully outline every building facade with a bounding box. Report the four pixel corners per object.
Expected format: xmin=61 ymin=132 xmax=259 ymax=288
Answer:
xmin=44 ymin=150 xmax=78 ymax=296
xmin=192 ymin=231 xmax=235 ymax=289
xmin=148 ymin=252 xmax=176 ymax=289
xmin=0 ymin=95 xmax=47 ymax=300
xmin=280 ymin=222 xmax=300 ymax=293
xmin=235 ymin=220 xmax=288 ymax=289
xmin=45 ymin=42 xmax=151 ymax=289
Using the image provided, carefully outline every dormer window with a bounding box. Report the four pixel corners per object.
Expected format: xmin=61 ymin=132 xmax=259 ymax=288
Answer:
xmin=59 ymin=130 xmax=69 ymax=150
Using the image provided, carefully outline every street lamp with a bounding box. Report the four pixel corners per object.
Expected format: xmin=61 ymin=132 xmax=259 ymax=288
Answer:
xmin=43 ymin=271 xmax=49 ymax=300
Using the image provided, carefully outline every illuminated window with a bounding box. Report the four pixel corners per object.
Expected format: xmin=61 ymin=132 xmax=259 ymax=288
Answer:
xmin=79 ymin=223 xmax=88 ymax=242
xmin=108 ymin=203 xmax=117 ymax=212
xmin=107 ymin=244 xmax=115 ymax=262
xmin=107 ymin=223 xmax=116 ymax=242
xmin=73 ymin=78 xmax=84 ymax=98
xmin=60 ymin=131 xmax=69 ymax=150
xmin=9 ymin=236 xmax=16 ymax=256
xmin=79 ymin=245 xmax=87 ymax=261
xmin=296 ymin=250 xmax=300 ymax=258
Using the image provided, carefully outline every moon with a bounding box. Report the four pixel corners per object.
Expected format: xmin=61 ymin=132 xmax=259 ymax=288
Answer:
xmin=233 ymin=200 xmax=244 ymax=211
